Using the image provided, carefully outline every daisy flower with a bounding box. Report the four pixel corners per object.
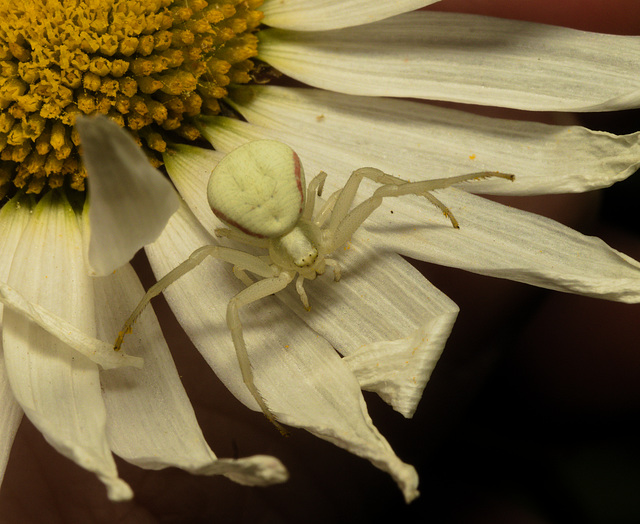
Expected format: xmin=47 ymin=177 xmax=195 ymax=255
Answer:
xmin=2 ymin=0 xmax=640 ymax=517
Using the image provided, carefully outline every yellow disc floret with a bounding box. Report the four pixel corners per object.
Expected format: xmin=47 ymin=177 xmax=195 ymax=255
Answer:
xmin=0 ymin=0 xmax=263 ymax=197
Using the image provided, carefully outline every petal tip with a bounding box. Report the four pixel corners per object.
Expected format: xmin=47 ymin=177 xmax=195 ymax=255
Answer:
xmin=223 ymin=455 xmax=290 ymax=487
xmin=104 ymin=476 xmax=134 ymax=501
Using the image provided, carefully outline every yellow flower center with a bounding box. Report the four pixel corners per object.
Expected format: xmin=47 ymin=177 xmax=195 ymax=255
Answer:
xmin=0 ymin=0 xmax=263 ymax=197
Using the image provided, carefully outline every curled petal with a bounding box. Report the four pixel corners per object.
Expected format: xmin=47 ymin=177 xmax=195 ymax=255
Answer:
xmin=0 ymin=281 xmax=142 ymax=370
xmin=196 ymin=456 xmax=289 ymax=487
xmin=0 ymin=194 xmax=31 ymax=488
xmin=76 ymin=115 xmax=179 ymax=276
xmin=0 ymin=196 xmax=140 ymax=370
xmin=0 ymin=195 xmax=33 ymax=485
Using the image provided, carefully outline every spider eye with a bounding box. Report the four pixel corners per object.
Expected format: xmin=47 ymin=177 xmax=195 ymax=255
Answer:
xmin=294 ymin=247 xmax=318 ymax=267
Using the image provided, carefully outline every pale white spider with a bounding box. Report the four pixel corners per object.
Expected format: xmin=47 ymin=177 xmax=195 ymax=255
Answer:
xmin=115 ymin=139 xmax=513 ymax=432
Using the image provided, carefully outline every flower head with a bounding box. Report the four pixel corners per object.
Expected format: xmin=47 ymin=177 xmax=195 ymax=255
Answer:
xmin=1 ymin=0 xmax=640 ymax=519
xmin=0 ymin=0 xmax=263 ymax=196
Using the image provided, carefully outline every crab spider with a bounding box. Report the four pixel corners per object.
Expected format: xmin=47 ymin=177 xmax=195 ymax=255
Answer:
xmin=115 ymin=140 xmax=513 ymax=432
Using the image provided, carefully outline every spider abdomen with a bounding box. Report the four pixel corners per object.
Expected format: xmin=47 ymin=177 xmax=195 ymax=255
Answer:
xmin=207 ymin=140 xmax=305 ymax=238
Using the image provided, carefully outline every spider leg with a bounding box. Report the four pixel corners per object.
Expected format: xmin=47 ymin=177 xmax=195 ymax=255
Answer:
xmin=324 ymin=258 xmax=341 ymax=281
xmin=314 ymin=189 xmax=341 ymax=227
xmin=227 ymin=271 xmax=295 ymax=434
xmin=423 ymin=192 xmax=460 ymax=229
xmin=327 ymin=168 xmax=513 ymax=249
xmin=295 ymin=274 xmax=310 ymax=310
xmin=301 ymin=172 xmax=328 ymax=221
xmin=327 ymin=167 xmax=409 ymax=234
xmin=232 ymin=266 xmax=255 ymax=287
xmin=372 ymin=170 xmax=514 ymax=196
xmin=215 ymin=227 xmax=270 ymax=248
xmin=114 ymin=244 xmax=277 ymax=350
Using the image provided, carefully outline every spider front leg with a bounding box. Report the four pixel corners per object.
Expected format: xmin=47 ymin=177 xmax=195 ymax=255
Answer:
xmin=327 ymin=168 xmax=514 ymax=249
xmin=227 ymin=271 xmax=295 ymax=435
xmin=325 ymin=167 xmax=411 ymax=234
xmin=301 ymin=171 xmax=328 ymax=222
xmin=114 ymin=244 xmax=278 ymax=350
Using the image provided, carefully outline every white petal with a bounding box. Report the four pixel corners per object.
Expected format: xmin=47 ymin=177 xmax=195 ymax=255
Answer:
xmin=0 ymin=354 xmax=21 ymax=490
xmin=2 ymin=192 xmax=132 ymax=501
xmin=276 ymin=238 xmax=459 ymax=418
xmin=76 ymin=115 xmax=179 ymax=276
xmin=261 ymin=0 xmax=440 ymax=30
xmin=145 ymin=201 xmax=419 ymax=502
xmin=164 ymin=144 xmax=458 ymax=417
xmin=258 ymin=11 xmax=640 ymax=111
xmin=196 ymin=118 xmax=640 ymax=303
xmin=93 ymin=263 xmax=288 ymax=486
xmin=163 ymin=145 xmax=225 ymax=233
xmin=194 ymin=455 xmax=289 ymax=487
xmin=0 ymin=194 xmax=31 ymax=488
xmin=369 ymin=188 xmax=640 ymax=303
xmin=228 ymin=85 xmax=640 ymax=194
xmin=0 ymin=194 xmax=33 ymax=258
